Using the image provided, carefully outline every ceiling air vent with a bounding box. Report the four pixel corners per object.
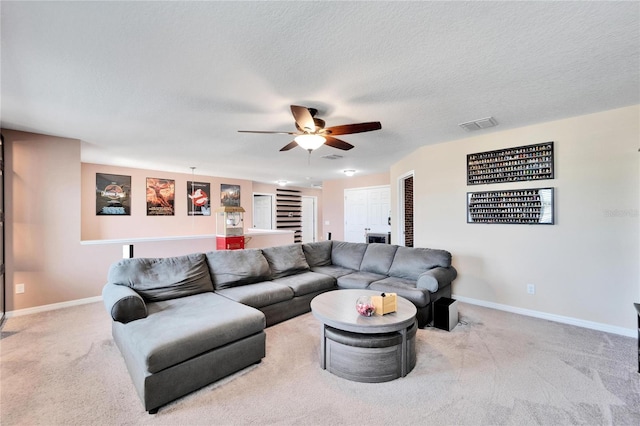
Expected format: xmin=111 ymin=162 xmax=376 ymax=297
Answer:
xmin=459 ymin=117 xmax=498 ymax=132
xmin=321 ymin=154 xmax=344 ymax=160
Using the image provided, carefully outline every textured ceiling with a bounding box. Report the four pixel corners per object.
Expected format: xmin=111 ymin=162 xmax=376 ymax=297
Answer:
xmin=2 ymin=1 xmax=639 ymax=187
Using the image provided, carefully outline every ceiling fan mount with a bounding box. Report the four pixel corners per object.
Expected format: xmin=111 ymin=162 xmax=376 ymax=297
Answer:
xmin=238 ymin=105 xmax=381 ymax=152
xmin=295 ymin=117 xmax=326 ymax=133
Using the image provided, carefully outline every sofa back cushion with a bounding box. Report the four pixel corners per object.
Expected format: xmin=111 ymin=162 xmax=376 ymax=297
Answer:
xmin=108 ymin=253 xmax=213 ymax=302
xmin=388 ymin=247 xmax=452 ymax=280
xmin=331 ymin=241 xmax=368 ymax=271
xmin=302 ymin=240 xmax=333 ymax=267
xmin=360 ymin=243 xmax=399 ymax=275
xmin=261 ymin=244 xmax=310 ymax=279
xmin=205 ymin=249 xmax=272 ymax=290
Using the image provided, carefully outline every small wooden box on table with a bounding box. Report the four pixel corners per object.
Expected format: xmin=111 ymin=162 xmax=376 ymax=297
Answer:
xmin=371 ymin=292 xmax=397 ymax=315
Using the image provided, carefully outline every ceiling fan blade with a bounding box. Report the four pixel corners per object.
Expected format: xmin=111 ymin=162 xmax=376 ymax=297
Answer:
xmin=325 ymin=121 xmax=382 ymax=136
xmin=324 ymin=136 xmax=354 ymax=151
xmin=279 ymin=141 xmax=299 ymax=151
xmin=290 ymin=105 xmax=316 ymax=132
xmin=238 ymin=130 xmax=297 ymax=135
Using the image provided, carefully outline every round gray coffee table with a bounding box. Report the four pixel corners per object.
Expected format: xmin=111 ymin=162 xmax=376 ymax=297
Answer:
xmin=310 ymin=289 xmax=417 ymax=383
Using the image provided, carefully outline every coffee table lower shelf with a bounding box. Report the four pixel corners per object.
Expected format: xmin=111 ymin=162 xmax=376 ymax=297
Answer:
xmin=323 ymin=321 xmax=417 ymax=383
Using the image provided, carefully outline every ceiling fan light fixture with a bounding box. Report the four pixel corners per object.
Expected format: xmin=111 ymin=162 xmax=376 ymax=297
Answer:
xmin=343 ymin=169 xmax=356 ymax=177
xmin=294 ymin=134 xmax=326 ymax=151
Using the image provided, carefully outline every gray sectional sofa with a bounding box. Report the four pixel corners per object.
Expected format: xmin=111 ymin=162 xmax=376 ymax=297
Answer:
xmin=103 ymin=240 xmax=457 ymax=413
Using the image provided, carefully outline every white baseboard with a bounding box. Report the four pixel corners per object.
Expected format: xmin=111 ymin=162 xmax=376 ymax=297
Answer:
xmin=5 ymin=296 xmax=103 ymax=318
xmin=452 ymin=294 xmax=636 ymax=338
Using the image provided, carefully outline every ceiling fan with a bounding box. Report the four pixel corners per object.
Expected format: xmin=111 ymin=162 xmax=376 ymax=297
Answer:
xmin=238 ymin=105 xmax=382 ymax=152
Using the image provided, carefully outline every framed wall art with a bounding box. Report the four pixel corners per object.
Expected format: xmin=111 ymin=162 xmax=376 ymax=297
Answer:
xmin=146 ymin=177 xmax=175 ymax=216
xmin=220 ymin=184 xmax=241 ymax=207
xmin=467 ymin=187 xmax=554 ymax=225
xmin=187 ymin=181 xmax=211 ymax=216
xmin=96 ymin=173 xmax=131 ymax=215
xmin=467 ymin=142 xmax=554 ymax=185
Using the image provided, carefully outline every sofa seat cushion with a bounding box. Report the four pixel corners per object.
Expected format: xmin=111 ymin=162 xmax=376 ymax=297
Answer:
xmin=368 ymin=277 xmax=430 ymax=308
xmin=337 ymin=272 xmax=387 ymax=289
xmin=331 ymin=241 xmax=368 ymax=270
xmin=360 ymin=244 xmax=399 ymax=275
xmin=113 ymin=292 xmax=265 ymax=374
xmin=262 ymin=244 xmax=310 ymax=279
xmin=215 ymin=281 xmax=294 ymax=308
xmin=108 ymin=253 xmax=213 ymax=302
xmin=273 ymin=271 xmax=336 ymax=296
xmin=388 ymin=247 xmax=452 ymax=281
xmin=310 ymin=265 xmax=356 ymax=279
xmin=302 ymin=240 xmax=333 ymax=267
xmin=205 ymin=249 xmax=271 ymax=290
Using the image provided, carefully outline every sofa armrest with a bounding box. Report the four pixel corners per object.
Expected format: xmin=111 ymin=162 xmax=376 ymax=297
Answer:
xmin=416 ymin=266 xmax=458 ymax=292
xmin=102 ymin=283 xmax=148 ymax=323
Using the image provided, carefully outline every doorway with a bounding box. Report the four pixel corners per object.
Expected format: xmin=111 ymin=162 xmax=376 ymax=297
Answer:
xmin=252 ymin=193 xmax=275 ymax=229
xmin=301 ymin=196 xmax=317 ymax=243
xmin=344 ymin=186 xmax=390 ymax=243
xmin=398 ymin=172 xmax=414 ymax=247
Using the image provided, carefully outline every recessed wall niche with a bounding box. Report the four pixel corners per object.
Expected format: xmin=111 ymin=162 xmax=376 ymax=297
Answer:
xmin=467 ymin=142 xmax=554 ymax=185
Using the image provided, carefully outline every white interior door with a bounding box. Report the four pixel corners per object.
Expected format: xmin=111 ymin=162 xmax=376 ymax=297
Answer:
xmin=301 ymin=196 xmax=317 ymax=243
xmin=253 ymin=194 xmax=274 ymax=229
xmin=344 ymin=186 xmax=390 ymax=243
xmin=367 ymin=187 xmax=390 ymax=232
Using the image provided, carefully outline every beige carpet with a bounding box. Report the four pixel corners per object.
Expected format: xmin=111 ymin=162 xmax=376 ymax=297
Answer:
xmin=1 ymin=301 xmax=638 ymax=425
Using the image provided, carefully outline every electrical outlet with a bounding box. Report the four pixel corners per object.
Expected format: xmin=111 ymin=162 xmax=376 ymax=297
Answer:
xmin=526 ymin=284 xmax=535 ymax=295
xmin=15 ymin=283 xmax=25 ymax=294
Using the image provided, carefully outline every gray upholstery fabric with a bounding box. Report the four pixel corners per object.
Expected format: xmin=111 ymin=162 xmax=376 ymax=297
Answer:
xmin=215 ymin=281 xmax=294 ymax=308
xmin=331 ymin=241 xmax=367 ymax=270
xmin=360 ymin=243 xmax=399 ymax=275
xmin=113 ymin=292 xmax=265 ymax=374
xmin=368 ymin=276 xmax=430 ymax=307
xmin=273 ymin=271 xmax=336 ymax=296
xmin=108 ymin=253 xmax=213 ymax=302
xmin=261 ymin=244 xmax=310 ymax=279
xmin=205 ymin=249 xmax=271 ymax=290
xmin=310 ymin=265 xmax=356 ymax=279
xmin=302 ymin=240 xmax=333 ymax=267
xmin=337 ymin=271 xmax=387 ymax=289
xmin=416 ymin=266 xmax=458 ymax=292
xmin=102 ymin=283 xmax=147 ymax=323
xmin=388 ymin=246 xmax=452 ymax=280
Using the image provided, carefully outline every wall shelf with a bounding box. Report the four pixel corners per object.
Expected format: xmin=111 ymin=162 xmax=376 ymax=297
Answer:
xmin=467 ymin=188 xmax=554 ymax=225
xmin=467 ymin=142 xmax=554 ymax=185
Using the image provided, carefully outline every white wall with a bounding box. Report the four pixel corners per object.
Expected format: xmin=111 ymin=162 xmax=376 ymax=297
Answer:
xmin=391 ymin=105 xmax=639 ymax=331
